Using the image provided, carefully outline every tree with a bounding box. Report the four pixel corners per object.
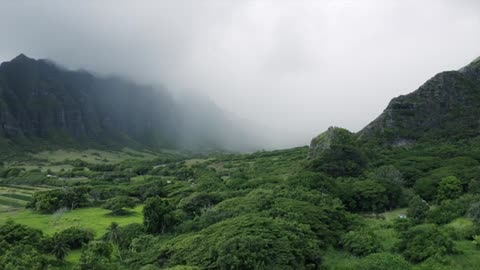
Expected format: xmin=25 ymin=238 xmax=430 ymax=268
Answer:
xmin=53 ymin=227 xmax=94 ymax=249
xmin=341 ymin=228 xmax=383 ymax=256
xmin=397 ymin=224 xmax=455 ymax=263
xmin=79 ymin=241 xmax=114 ymax=270
xmin=52 ymin=239 xmax=69 ymax=262
xmin=143 ymin=196 xmax=176 ymax=234
xmin=468 ymin=201 xmax=480 ymax=223
xmin=407 ymin=195 xmax=429 ymax=223
xmin=103 ymin=196 xmax=138 ymax=215
xmin=105 ymin=222 xmax=123 ymax=263
xmin=437 ymin=176 xmax=463 ymax=202
xmin=356 ymin=253 xmax=410 ymax=270
xmin=370 ymin=165 xmax=405 ymax=209
xmin=308 ymin=145 xmax=367 ymax=177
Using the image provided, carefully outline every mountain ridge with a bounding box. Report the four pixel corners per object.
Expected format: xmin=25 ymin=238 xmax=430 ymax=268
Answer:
xmin=0 ymin=54 xmax=260 ymax=153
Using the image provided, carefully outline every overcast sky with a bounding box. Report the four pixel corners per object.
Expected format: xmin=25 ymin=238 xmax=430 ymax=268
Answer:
xmin=1 ymin=0 xmax=479 ymax=148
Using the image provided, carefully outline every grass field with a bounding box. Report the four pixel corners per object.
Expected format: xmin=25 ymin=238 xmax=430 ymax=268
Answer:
xmin=0 ymin=185 xmax=48 ymax=212
xmin=0 ymin=205 xmax=143 ymax=237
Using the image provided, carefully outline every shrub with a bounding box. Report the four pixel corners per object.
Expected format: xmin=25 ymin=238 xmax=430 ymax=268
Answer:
xmin=473 ymin=235 xmax=480 ymax=249
xmin=356 ymin=252 xmax=410 ymax=270
xmin=436 ymin=176 xmax=463 ymax=202
xmin=468 ymin=201 xmax=480 ymax=222
xmin=397 ymin=224 xmax=456 ymax=263
xmin=53 ymin=227 xmax=94 ymax=249
xmin=341 ymin=229 xmax=383 ymax=256
xmin=407 ymin=196 xmax=429 ymax=224
xmin=102 ymin=196 xmax=139 ymax=215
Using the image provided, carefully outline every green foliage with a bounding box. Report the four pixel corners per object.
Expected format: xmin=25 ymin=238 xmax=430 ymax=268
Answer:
xmin=473 ymin=235 xmax=480 ymax=249
xmin=143 ymin=196 xmax=177 ymax=234
xmin=356 ymin=252 xmax=411 ymax=270
xmin=309 ymin=145 xmax=367 ymax=177
xmin=0 ymin=220 xmax=43 ymax=247
xmin=468 ymin=201 xmax=480 ymax=223
xmin=102 ymin=196 xmax=139 ymax=215
xmin=370 ymin=165 xmax=405 ymax=208
xmin=0 ymin=244 xmax=47 ymax=270
xmin=26 ymin=187 xmax=89 ymax=213
xmin=341 ymin=228 xmax=383 ymax=256
xmin=337 ymin=178 xmax=388 ymax=212
xmin=437 ymin=176 xmax=463 ymax=202
xmin=79 ymin=241 xmax=114 ymax=270
xmin=427 ymin=198 xmax=471 ymax=225
xmin=53 ymin=227 xmax=94 ymax=249
xmin=407 ymin=196 xmax=429 ymax=223
xmin=52 ymin=239 xmax=69 ymax=262
xmin=163 ymin=214 xmax=323 ymax=269
xmin=397 ymin=224 xmax=456 ymax=263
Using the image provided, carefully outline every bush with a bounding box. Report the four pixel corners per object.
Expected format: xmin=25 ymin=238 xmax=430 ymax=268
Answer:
xmin=102 ymin=196 xmax=139 ymax=215
xmin=427 ymin=199 xmax=468 ymax=225
xmin=436 ymin=176 xmax=463 ymax=202
xmin=80 ymin=241 xmax=114 ymax=270
xmin=468 ymin=201 xmax=480 ymax=222
xmin=407 ymin=196 xmax=429 ymax=224
xmin=473 ymin=235 xmax=480 ymax=249
xmin=341 ymin=228 xmax=383 ymax=256
xmin=53 ymin=227 xmax=94 ymax=249
xmin=397 ymin=224 xmax=456 ymax=263
xmin=356 ymin=252 xmax=410 ymax=270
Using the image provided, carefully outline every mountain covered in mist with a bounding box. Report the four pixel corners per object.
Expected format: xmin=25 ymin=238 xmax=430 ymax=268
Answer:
xmin=0 ymin=54 xmax=260 ymax=152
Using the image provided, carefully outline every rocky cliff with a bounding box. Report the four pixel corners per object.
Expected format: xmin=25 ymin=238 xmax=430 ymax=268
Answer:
xmin=357 ymin=56 xmax=480 ymax=145
xmin=0 ymin=54 xmax=259 ymax=152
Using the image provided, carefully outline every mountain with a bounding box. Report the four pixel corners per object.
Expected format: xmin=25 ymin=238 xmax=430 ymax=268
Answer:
xmin=0 ymin=54 xmax=259 ymax=152
xmin=357 ymin=56 xmax=480 ymax=145
xmin=309 ymin=56 xmax=480 ymax=158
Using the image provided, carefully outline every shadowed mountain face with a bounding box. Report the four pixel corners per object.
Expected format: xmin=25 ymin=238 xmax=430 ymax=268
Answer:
xmin=357 ymin=57 xmax=480 ymax=145
xmin=0 ymin=54 xmax=259 ymax=151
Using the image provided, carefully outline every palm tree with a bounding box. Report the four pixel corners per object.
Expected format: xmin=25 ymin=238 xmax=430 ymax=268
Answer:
xmin=106 ymin=222 xmax=123 ymax=263
xmin=52 ymin=240 xmax=69 ymax=263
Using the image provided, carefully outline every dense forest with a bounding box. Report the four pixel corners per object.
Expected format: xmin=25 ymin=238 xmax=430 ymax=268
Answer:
xmin=1 ymin=132 xmax=480 ymax=269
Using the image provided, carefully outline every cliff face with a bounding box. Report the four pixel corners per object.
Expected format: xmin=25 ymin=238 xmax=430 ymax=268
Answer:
xmin=0 ymin=54 xmax=265 ymax=152
xmin=358 ymin=57 xmax=480 ymax=145
xmin=0 ymin=54 xmax=179 ymax=149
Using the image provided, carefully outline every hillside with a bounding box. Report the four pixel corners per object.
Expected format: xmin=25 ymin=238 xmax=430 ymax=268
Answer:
xmin=358 ymin=57 xmax=480 ymax=145
xmin=0 ymin=54 xmax=259 ymax=155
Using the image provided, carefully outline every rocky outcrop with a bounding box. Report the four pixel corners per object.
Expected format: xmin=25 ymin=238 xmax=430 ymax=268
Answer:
xmin=357 ymin=56 xmax=480 ymax=144
xmin=309 ymin=127 xmax=355 ymax=158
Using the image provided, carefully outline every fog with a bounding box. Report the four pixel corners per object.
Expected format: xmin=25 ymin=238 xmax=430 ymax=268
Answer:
xmin=1 ymin=0 xmax=480 ymax=149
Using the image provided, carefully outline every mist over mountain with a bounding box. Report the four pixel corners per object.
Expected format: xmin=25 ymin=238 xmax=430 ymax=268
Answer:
xmin=0 ymin=54 xmax=263 ymax=152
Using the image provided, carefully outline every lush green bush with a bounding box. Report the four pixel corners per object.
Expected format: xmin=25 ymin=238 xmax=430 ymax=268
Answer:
xmin=308 ymin=144 xmax=368 ymax=177
xmin=102 ymin=196 xmax=139 ymax=215
xmin=437 ymin=176 xmax=463 ymax=202
xmin=143 ymin=196 xmax=177 ymax=234
xmin=80 ymin=241 xmax=114 ymax=270
xmin=397 ymin=224 xmax=456 ymax=263
xmin=356 ymin=252 xmax=411 ymax=270
xmin=341 ymin=228 xmax=383 ymax=256
xmin=407 ymin=196 xmax=429 ymax=224
xmin=161 ymin=214 xmax=323 ymax=269
xmin=53 ymin=227 xmax=94 ymax=249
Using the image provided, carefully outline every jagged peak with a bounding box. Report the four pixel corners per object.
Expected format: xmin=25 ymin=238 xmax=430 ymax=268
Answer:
xmin=11 ymin=53 xmax=34 ymax=62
